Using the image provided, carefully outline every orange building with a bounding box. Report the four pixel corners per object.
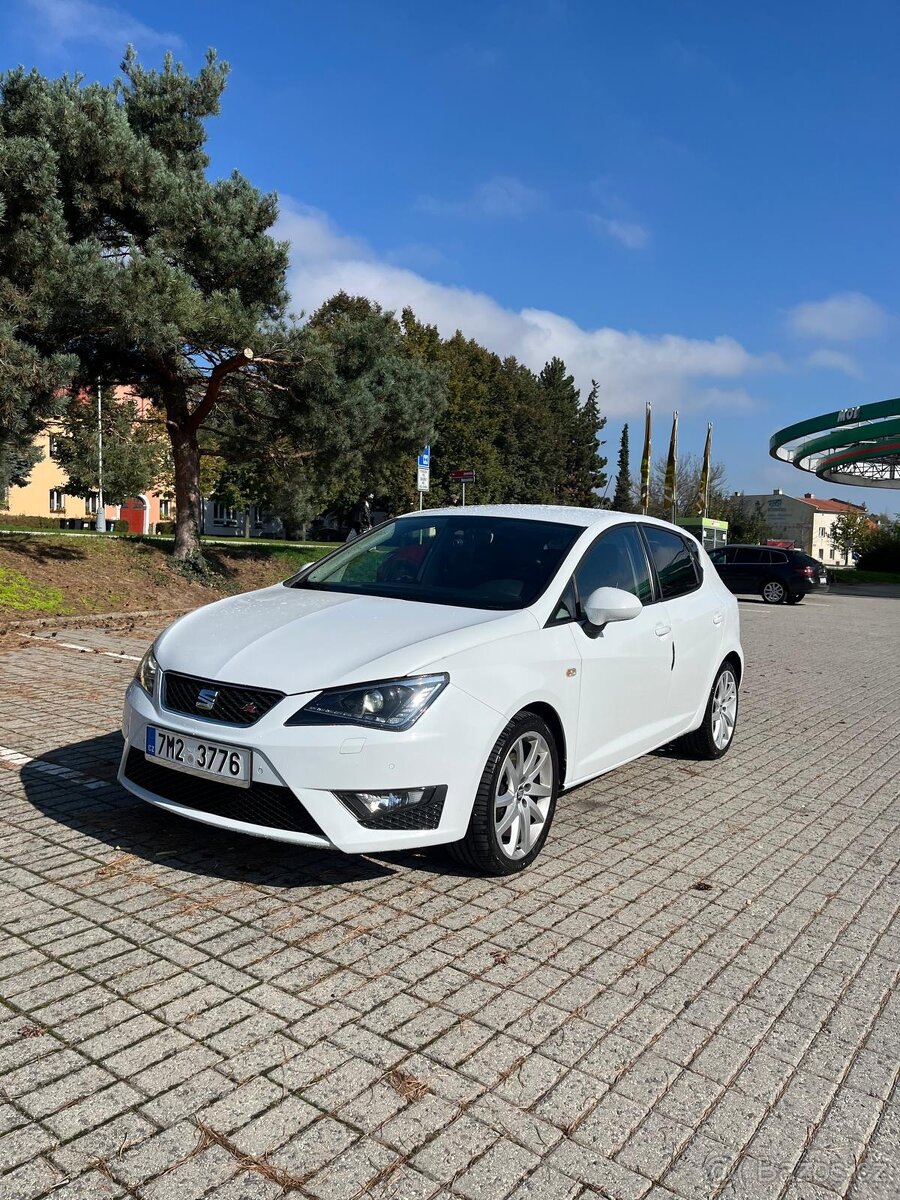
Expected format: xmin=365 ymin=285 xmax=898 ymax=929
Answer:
xmin=1 ymin=389 xmax=173 ymax=533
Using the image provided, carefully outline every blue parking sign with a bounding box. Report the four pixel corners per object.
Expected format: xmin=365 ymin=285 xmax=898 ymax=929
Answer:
xmin=417 ymin=445 xmax=430 ymax=469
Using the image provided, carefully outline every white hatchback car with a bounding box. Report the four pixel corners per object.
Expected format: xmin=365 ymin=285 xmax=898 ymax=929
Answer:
xmin=121 ymin=506 xmax=742 ymax=874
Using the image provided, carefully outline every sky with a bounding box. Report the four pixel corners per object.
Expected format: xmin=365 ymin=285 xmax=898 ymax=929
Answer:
xmin=5 ymin=0 xmax=899 ymax=513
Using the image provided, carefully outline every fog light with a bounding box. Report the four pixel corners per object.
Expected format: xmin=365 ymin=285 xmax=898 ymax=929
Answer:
xmin=335 ymin=785 xmax=442 ymax=820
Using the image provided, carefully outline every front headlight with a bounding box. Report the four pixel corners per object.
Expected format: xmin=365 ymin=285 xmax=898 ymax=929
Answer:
xmin=286 ymin=673 xmax=449 ymax=732
xmin=135 ymin=646 xmax=159 ymax=697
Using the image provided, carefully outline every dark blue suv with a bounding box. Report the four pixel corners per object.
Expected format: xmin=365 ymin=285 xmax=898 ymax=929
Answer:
xmin=708 ymin=544 xmax=829 ymax=605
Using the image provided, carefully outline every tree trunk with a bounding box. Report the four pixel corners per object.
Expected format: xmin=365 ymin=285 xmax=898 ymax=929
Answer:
xmin=164 ymin=351 xmax=255 ymax=562
xmin=170 ymin=423 xmax=202 ymax=560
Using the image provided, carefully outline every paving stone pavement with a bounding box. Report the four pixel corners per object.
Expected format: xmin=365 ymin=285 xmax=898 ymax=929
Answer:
xmin=0 ymin=592 xmax=898 ymax=1200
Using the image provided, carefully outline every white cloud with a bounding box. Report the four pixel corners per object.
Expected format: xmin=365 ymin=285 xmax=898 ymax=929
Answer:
xmin=695 ymin=387 xmax=758 ymax=412
xmin=805 ymin=349 xmax=862 ymax=378
xmin=417 ymin=176 xmax=541 ymax=219
xmin=591 ymin=215 xmax=650 ymax=250
xmin=276 ymin=201 xmax=774 ymax=417
xmin=27 ymin=0 xmax=181 ymax=50
xmin=786 ymin=292 xmax=887 ymax=341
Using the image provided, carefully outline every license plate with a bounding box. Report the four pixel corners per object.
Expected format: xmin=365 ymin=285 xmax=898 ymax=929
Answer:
xmin=145 ymin=727 xmax=251 ymax=787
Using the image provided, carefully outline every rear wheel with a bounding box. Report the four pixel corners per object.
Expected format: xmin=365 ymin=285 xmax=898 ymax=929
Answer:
xmin=761 ymin=578 xmax=787 ymax=604
xmin=450 ymin=713 xmax=559 ymax=875
xmin=677 ymin=663 xmax=739 ymax=759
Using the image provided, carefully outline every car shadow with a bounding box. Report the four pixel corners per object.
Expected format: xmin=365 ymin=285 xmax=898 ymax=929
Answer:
xmin=18 ymin=730 xmax=452 ymax=887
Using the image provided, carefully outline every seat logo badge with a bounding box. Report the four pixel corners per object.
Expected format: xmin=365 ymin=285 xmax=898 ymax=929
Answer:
xmin=241 ymin=702 xmax=258 ymax=718
xmin=195 ymin=688 xmax=219 ymax=713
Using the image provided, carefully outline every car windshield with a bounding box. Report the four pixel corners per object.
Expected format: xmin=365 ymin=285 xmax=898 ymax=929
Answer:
xmin=290 ymin=515 xmax=583 ymax=609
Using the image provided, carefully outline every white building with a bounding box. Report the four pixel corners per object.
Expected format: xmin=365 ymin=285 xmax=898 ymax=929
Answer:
xmin=739 ymin=490 xmax=865 ymax=565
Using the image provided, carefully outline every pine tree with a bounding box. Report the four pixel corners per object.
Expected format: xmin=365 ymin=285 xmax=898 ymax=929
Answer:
xmin=612 ymin=423 xmax=634 ymax=511
xmin=0 ymin=54 xmax=443 ymax=560
xmin=570 ymin=380 xmax=607 ymax=505
xmin=538 ymin=360 xmax=607 ymax=505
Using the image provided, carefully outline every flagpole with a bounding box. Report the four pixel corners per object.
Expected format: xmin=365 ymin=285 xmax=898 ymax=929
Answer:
xmin=640 ymin=402 xmax=651 ymax=516
xmin=703 ymin=423 xmax=712 ymax=518
xmin=663 ymin=410 xmax=678 ymax=523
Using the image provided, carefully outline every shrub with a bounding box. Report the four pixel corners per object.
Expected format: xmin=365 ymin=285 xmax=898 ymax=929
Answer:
xmin=0 ymin=513 xmax=65 ymax=530
xmin=856 ymin=539 xmax=900 ymax=572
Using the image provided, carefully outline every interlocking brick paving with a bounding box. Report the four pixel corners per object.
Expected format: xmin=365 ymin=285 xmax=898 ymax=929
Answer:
xmin=0 ymin=592 xmax=898 ymax=1199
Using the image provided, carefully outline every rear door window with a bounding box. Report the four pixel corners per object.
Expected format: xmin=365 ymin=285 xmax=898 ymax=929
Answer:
xmin=640 ymin=526 xmax=700 ymax=600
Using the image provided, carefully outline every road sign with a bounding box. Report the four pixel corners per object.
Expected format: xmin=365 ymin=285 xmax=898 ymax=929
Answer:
xmin=450 ymin=469 xmax=476 ymax=483
xmin=417 ymin=445 xmax=431 ymax=469
xmin=417 ymin=466 xmax=430 ymax=492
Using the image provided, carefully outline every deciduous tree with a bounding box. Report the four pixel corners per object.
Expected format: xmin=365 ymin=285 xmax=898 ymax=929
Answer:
xmin=54 ymin=388 xmax=170 ymax=507
xmin=830 ymin=510 xmax=875 ymax=561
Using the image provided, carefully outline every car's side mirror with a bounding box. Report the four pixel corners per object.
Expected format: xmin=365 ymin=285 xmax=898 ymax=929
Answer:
xmin=581 ymin=587 xmax=643 ymax=636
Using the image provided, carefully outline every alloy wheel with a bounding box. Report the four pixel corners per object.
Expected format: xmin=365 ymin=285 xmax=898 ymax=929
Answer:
xmin=711 ymin=669 xmax=738 ymax=750
xmin=763 ymin=581 xmax=785 ymax=603
xmin=493 ymin=731 xmax=554 ymax=859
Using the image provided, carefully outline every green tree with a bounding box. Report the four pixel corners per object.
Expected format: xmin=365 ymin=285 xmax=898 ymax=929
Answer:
xmin=857 ymin=519 xmax=900 ymax=571
xmin=713 ymin=494 xmax=771 ymax=544
xmin=427 ymin=330 xmax=508 ymax=505
xmin=1 ymin=55 xmax=445 ymax=561
xmin=569 ymin=381 xmax=608 ymax=505
xmin=0 ymin=202 xmax=77 ymax=490
xmin=0 ymin=50 xmax=287 ymax=560
xmin=537 ymin=359 xmax=607 ymax=505
xmin=830 ymin=511 xmax=875 ymax=560
xmin=209 ymin=295 xmax=446 ymax=529
xmin=54 ymin=389 xmax=170 ymax=506
xmin=612 ymin=423 xmax=634 ymax=511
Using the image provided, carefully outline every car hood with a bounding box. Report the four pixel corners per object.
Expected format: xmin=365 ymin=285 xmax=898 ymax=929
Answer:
xmin=155 ymin=584 xmax=537 ymax=694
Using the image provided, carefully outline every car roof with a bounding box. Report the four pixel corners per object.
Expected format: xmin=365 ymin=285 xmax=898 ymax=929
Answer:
xmin=724 ymin=543 xmax=799 ymax=551
xmin=398 ymin=504 xmax=689 ymax=534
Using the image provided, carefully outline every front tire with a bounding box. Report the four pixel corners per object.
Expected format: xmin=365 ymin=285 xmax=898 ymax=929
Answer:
xmin=450 ymin=713 xmax=559 ymax=875
xmin=677 ymin=663 xmax=739 ymax=760
xmin=761 ymin=578 xmax=787 ymax=604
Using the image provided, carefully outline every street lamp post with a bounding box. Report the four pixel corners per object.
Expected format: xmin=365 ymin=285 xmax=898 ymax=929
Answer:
xmin=95 ymin=381 xmax=106 ymax=532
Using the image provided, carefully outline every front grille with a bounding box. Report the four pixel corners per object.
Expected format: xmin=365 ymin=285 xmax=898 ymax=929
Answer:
xmin=124 ymin=749 xmax=326 ymax=838
xmin=357 ymin=793 xmax=446 ymax=831
xmin=162 ymin=672 xmax=284 ymax=726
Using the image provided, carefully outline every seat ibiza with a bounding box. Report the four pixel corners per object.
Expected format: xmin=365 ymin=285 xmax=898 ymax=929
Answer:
xmin=120 ymin=506 xmax=743 ymax=874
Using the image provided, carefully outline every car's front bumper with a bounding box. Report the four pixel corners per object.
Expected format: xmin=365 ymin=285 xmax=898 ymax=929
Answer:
xmin=119 ymin=679 xmax=500 ymax=854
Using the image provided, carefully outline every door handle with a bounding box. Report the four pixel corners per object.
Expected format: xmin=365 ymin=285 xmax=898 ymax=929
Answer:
xmin=713 ymin=611 xmax=724 ymax=626
xmin=654 ymin=623 xmax=672 ymax=638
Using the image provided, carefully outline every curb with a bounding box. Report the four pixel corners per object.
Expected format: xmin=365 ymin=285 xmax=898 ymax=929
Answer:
xmin=829 ymin=584 xmax=900 ymax=599
xmin=0 ymin=608 xmax=193 ymax=635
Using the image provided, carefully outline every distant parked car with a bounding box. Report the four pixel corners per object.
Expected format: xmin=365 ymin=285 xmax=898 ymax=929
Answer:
xmin=708 ymin=544 xmax=828 ymax=605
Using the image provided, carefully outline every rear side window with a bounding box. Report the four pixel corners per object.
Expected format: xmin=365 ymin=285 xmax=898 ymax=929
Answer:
xmin=735 ymin=548 xmax=764 ymax=564
xmin=641 ymin=527 xmax=700 ymax=600
xmin=575 ymin=524 xmax=653 ymax=605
